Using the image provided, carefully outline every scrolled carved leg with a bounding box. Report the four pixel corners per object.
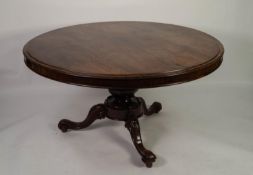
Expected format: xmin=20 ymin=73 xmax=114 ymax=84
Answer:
xmin=138 ymin=97 xmax=162 ymax=116
xmin=58 ymin=104 xmax=107 ymax=132
xmin=125 ymin=119 xmax=156 ymax=168
xmin=58 ymin=89 xmax=161 ymax=168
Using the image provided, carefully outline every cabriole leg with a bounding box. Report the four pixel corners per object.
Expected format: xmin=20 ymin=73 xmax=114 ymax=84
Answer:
xmin=58 ymin=104 xmax=106 ymax=132
xmin=125 ymin=119 xmax=156 ymax=168
xmin=138 ymin=97 xmax=162 ymax=116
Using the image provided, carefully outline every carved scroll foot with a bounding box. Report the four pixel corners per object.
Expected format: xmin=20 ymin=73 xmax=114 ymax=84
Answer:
xmin=138 ymin=97 xmax=162 ymax=116
xmin=125 ymin=119 xmax=156 ymax=168
xmin=58 ymin=104 xmax=107 ymax=132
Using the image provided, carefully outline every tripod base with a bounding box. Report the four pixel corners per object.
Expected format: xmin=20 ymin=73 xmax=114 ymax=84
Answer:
xmin=58 ymin=89 xmax=162 ymax=168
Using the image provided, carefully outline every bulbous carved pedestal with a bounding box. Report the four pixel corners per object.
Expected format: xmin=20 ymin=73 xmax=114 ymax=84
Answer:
xmin=58 ymin=89 xmax=162 ymax=167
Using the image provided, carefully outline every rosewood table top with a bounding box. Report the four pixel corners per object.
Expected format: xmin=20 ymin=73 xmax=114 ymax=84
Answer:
xmin=24 ymin=21 xmax=224 ymax=89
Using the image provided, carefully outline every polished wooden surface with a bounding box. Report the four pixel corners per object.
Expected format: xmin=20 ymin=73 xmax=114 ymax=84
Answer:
xmin=23 ymin=22 xmax=224 ymax=167
xmin=24 ymin=21 xmax=224 ymax=89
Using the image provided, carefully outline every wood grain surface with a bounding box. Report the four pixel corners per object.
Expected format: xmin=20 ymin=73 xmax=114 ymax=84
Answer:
xmin=23 ymin=21 xmax=224 ymax=88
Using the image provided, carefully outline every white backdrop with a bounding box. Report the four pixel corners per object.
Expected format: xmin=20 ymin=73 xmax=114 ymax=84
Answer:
xmin=1 ymin=0 xmax=253 ymax=175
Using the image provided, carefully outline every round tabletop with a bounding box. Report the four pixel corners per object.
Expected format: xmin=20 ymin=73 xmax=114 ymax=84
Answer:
xmin=24 ymin=21 xmax=224 ymax=89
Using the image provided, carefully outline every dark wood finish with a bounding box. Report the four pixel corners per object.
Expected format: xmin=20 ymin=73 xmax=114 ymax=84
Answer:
xmin=23 ymin=21 xmax=224 ymax=168
xmin=138 ymin=97 xmax=162 ymax=116
xmin=23 ymin=21 xmax=224 ymax=89
xmin=58 ymin=104 xmax=107 ymax=132
xmin=58 ymin=89 xmax=162 ymax=167
xmin=125 ymin=119 xmax=156 ymax=168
